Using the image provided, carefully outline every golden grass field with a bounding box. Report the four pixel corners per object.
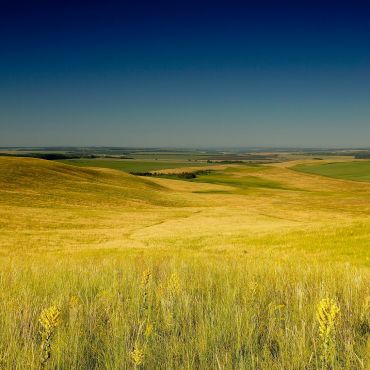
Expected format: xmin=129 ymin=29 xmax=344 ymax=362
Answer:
xmin=0 ymin=156 xmax=369 ymax=369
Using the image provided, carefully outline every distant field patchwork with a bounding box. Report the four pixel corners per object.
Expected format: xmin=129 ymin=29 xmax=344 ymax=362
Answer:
xmin=293 ymin=160 xmax=370 ymax=183
xmin=59 ymin=159 xmax=215 ymax=173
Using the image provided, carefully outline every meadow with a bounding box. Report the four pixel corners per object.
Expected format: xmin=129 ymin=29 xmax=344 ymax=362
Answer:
xmin=0 ymin=157 xmax=369 ymax=369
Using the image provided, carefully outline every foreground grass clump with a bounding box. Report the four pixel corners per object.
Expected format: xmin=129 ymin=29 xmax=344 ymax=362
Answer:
xmin=0 ymin=254 xmax=368 ymax=369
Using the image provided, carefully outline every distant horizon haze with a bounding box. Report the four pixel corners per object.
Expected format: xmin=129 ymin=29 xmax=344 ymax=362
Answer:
xmin=1 ymin=145 xmax=370 ymax=152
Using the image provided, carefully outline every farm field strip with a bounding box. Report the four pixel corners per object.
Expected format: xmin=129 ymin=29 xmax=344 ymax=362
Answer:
xmin=293 ymin=160 xmax=370 ymax=183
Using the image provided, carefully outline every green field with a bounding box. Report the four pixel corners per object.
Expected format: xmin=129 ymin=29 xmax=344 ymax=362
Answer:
xmin=58 ymin=158 xmax=215 ymax=173
xmin=191 ymin=166 xmax=291 ymax=191
xmin=0 ymin=157 xmax=369 ymax=369
xmin=294 ymin=160 xmax=370 ymax=183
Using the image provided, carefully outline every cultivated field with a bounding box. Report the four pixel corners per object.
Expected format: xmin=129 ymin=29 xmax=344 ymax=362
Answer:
xmin=294 ymin=160 xmax=370 ymax=183
xmin=0 ymin=157 xmax=369 ymax=369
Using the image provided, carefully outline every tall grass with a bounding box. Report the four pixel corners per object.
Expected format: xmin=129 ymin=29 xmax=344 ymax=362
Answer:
xmin=0 ymin=253 xmax=368 ymax=369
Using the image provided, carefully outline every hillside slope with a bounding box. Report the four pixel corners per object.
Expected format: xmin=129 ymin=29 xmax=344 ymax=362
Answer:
xmin=0 ymin=157 xmax=169 ymax=208
xmin=0 ymin=157 xmax=195 ymax=253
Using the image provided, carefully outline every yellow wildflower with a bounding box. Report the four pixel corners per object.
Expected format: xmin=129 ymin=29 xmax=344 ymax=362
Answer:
xmin=39 ymin=305 xmax=61 ymax=368
xmin=130 ymin=344 xmax=144 ymax=366
xmin=316 ymin=298 xmax=340 ymax=368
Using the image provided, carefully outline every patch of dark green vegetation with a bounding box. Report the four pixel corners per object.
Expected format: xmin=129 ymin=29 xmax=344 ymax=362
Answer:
xmin=0 ymin=152 xmax=99 ymax=160
xmin=131 ymin=170 xmax=213 ymax=180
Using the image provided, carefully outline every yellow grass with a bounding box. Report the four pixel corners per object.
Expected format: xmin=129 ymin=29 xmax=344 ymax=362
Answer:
xmin=0 ymin=157 xmax=369 ymax=369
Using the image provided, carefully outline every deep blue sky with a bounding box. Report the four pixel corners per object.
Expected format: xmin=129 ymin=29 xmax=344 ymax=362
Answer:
xmin=1 ymin=1 xmax=370 ymax=147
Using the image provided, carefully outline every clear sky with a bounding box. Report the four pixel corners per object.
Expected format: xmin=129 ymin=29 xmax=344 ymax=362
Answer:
xmin=1 ymin=1 xmax=370 ymax=148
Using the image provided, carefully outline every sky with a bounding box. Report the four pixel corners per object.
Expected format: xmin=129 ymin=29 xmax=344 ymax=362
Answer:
xmin=1 ymin=1 xmax=370 ymax=148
